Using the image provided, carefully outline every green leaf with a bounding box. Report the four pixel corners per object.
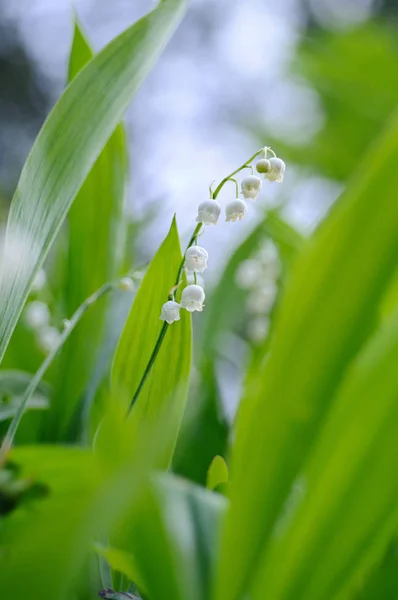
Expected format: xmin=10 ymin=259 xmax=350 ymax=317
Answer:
xmin=173 ymin=358 xmax=229 ymax=485
xmin=0 ymin=418 xmax=152 ymax=600
xmin=115 ymin=473 xmax=226 ymax=600
xmin=206 ymin=455 xmax=229 ymax=491
xmin=250 ymin=307 xmax=398 ymax=600
xmin=0 ymin=0 xmax=189 ymax=366
xmin=112 ymin=217 xmax=192 ymax=468
xmin=216 ymin=110 xmax=398 ymax=600
xmin=45 ymin=21 xmax=128 ymax=441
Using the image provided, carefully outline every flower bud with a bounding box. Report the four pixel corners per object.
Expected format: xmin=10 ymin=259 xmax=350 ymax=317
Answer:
xmin=196 ymin=200 xmax=221 ymax=225
xmin=181 ymin=284 xmax=205 ymax=312
xmin=241 ymin=175 xmax=262 ymax=199
xmin=185 ymin=246 xmax=208 ymax=273
xmin=225 ymin=199 xmax=247 ymax=222
xmin=255 ymin=159 xmax=271 ymax=175
xmin=160 ymin=300 xmax=181 ymax=324
xmin=118 ymin=277 xmax=134 ymax=292
xmin=266 ymin=157 xmax=285 ymax=183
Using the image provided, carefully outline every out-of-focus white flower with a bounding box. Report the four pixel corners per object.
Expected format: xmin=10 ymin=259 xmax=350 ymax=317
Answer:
xmin=118 ymin=277 xmax=134 ymax=291
xmin=160 ymin=300 xmax=181 ymax=324
xmin=31 ymin=268 xmax=46 ymax=292
xmin=235 ymin=259 xmax=263 ymax=289
xmin=241 ymin=175 xmax=262 ymax=199
xmin=38 ymin=326 xmax=60 ymax=353
xmin=181 ymin=284 xmax=205 ymax=312
xmin=259 ymin=240 xmax=279 ymax=262
xmin=256 ymin=158 xmax=271 ymax=175
xmin=196 ymin=200 xmax=221 ymax=225
xmin=225 ymin=199 xmax=247 ymax=222
xmin=185 ymin=246 xmax=208 ymax=273
xmin=247 ymin=281 xmax=278 ymax=314
xmin=247 ymin=316 xmax=270 ymax=343
xmin=266 ymin=157 xmax=286 ymax=183
xmin=24 ymin=301 xmax=50 ymax=329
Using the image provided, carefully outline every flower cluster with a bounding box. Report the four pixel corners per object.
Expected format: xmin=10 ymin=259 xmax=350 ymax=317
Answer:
xmin=160 ymin=147 xmax=285 ymax=325
xmin=235 ymin=240 xmax=280 ymax=343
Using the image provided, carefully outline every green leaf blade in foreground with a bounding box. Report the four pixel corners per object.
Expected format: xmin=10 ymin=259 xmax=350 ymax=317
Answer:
xmin=251 ymin=307 xmax=398 ymax=600
xmin=0 ymin=0 xmax=189 ymax=365
xmin=216 ymin=111 xmax=398 ymax=600
xmin=112 ymin=217 xmax=192 ymax=469
xmin=114 ymin=474 xmax=226 ymax=600
xmin=46 ymin=22 xmax=128 ymax=440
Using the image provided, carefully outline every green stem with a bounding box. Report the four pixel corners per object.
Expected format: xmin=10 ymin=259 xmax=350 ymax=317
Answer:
xmin=126 ymin=222 xmax=203 ymax=416
xmin=212 ymin=149 xmax=264 ymax=199
xmin=0 ymin=280 xmax=122 ymax=464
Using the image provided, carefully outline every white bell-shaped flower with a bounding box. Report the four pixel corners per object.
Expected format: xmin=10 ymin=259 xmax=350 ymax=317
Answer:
xmin=185 ymin=246 xmax=208 ymax=273
xmin=266 ymin=157 xmax=285 ymax=183
xmin=160 ymin=300 xmax=181 ymax=324
xmin=181 ymin=284 xmax=205 ymax=312
xmin=255 ymin=159 xmax=271 ymax=175
xmin=241 ymin=175 xmax=262 ymax=199
xmin=225 ymin=199 xmax=247 ymax=222
xmin=38 ymin=326 xmax=60 ymax=353
xmin=196 ymin=200 xmax=221 ymax=225
xmin=25 ymin=301 xmax=50 ymax=329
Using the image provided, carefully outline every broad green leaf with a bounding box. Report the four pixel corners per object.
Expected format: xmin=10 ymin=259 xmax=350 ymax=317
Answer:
xmin=173 ymin=358 xmax=229 ymax=485
xmin=251 ymin=307 xmax=398 ymax=600
xmin=112 ymin=217 xmax=192 ymax=468
xmin=0 ymin=428 xmax=149 ymax=600
xmin=0 ymin=0 xmax=189 ymax=367
xmin=115 ymin=473 xmax=226 ymax=600
xmin=46 ymin=21 xmax=128 ymax=441
xmin=206 ymin=455 xmax=228 ymax=491
xmin=216 ymin=111 xmax=398 ymax=600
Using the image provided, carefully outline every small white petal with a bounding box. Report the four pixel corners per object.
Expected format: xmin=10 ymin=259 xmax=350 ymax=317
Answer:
xmin=241 ymin=176 xmax=262 ymax=199
xmin=160 ymin=300 xmax=181 ymax=325
xmin=196 ymin=200 xmax=221 ymax=225
xmin=185 ymin=246 xmax=209 ymax=273
xmin=225 ymin=199 xmax=247 ymax=222
xmin=181 ymin=284 xmax=205 ymax=313
xmin=266 ymin=157 xmax=286 ymax=183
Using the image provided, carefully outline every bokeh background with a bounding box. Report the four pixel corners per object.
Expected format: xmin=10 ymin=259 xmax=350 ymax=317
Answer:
xmin=1 ymin=0 xmax=398 ymax=482
xmin=2 ymin=0 xmax=398 ymax=246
